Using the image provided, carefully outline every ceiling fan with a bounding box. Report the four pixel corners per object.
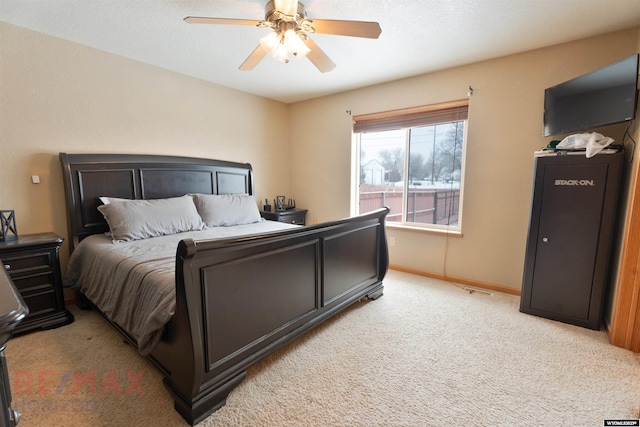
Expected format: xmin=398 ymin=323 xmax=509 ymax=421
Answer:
xmin=184 ymin=0 xmax=381 ymax=73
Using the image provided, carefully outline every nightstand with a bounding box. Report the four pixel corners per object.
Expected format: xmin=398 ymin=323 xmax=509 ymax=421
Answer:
xmin=261 ymin=209 xmax=308 ymax=225
xmin=0 ymin=233 xmax=74 ymax=335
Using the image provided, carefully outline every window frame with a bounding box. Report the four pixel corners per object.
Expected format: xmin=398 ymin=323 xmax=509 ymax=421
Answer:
xmin=353 ymin=100 xmax=469 ymax=234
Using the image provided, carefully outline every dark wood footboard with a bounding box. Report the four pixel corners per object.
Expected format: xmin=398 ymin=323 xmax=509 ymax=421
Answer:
xmin=155 ymin=207 xmax=389 ymax=425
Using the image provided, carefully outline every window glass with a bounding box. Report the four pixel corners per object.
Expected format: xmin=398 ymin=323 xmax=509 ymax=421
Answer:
xmin=357 ymin=117 xmax=466 ymax=231
xmin=359 ymin=129 xmax=405 ymax=223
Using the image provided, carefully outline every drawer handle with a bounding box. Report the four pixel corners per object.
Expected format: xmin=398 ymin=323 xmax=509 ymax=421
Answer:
xmin=4 ymin=264 xmax=10 ymax=271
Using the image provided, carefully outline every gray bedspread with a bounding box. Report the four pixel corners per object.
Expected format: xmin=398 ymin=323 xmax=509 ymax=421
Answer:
xmin=63 ymin=221 xmax=299 ymax=355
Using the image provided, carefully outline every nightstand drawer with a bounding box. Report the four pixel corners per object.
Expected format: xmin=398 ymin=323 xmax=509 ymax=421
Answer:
xmin=261 ymin=209 xmax=308 ymax=226
xmin=21 ymin=290 xmax=57 ymax=318
xmin=2 ymin=251 xmax=53 ymax=274
xmin=10 ymin=271 xmax=55 ymax=294
xmin=278 ymin=214 xmax=305 ymax=225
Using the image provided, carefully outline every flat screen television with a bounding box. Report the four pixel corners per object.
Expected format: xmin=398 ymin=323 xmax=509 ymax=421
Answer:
xmin=543 ymin=54 xmax=639 ymax=136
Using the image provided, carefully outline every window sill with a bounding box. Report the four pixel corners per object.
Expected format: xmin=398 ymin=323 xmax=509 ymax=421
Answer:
xmin=385 ymin=222 xmax=463 ymax=237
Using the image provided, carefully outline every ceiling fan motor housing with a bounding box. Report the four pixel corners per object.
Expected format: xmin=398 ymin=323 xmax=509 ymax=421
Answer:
xmin=263 ymin=0 xmax=314 ymax=36
xmin=264 ymin=0 xmax=307 ymax=23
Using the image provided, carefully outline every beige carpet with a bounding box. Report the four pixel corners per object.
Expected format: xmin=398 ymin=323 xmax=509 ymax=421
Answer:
xmin=5 ymin=270 xmax=640 ymax=426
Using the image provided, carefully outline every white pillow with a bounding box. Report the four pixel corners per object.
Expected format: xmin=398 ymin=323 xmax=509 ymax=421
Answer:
xmin=99 ymin=196 xmax=129 ymax=205
xmin=191 ymin=194 xmax=262 ymax=227
xmin=97 ymin=195 xmax=206 ymax=242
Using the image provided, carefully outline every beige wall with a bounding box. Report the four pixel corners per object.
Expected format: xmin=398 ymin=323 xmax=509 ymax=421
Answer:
xmin=289 ymin=28 xmax=640 ymax=291
xmin=0 ymin=22 xmax=290 ymax=267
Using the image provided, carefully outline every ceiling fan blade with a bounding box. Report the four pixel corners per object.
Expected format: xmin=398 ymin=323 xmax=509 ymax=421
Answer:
xmin=310 ymin=19 xmax=382 ymax=39
xmin=303 ymin=37 xmax=336 ymax=73
xmin=274 ymin=0 xmax=299 ymax=17
xmin=184 ymin=16 xmax=262 ymax=26
xmin=239 ymin=45 xmax=267 ymax=71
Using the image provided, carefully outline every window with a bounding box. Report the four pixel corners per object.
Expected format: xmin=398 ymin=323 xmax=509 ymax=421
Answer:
xmin=354 ymin=100 xmax=468 ymax=232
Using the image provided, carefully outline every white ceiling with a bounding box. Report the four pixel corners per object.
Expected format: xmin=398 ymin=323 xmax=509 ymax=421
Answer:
xmin=2 ymin=0 xmax=640 ymax=104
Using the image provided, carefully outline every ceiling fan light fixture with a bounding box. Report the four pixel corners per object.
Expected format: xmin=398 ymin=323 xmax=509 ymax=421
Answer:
xmin=259 ymin=31 xmax=290 ymax=63
xmin=259 ymin=31 xmax=280 ymax=56
xmin=259 ymin=28 xmax=309 ymax=63
xmin=283 ymin=29 xmax=310 ymax=57
xmin=273 ymin=43 xmax=290 ymax=63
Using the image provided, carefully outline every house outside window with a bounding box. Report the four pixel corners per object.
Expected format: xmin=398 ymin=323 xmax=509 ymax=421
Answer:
xmin=361 ymin=159 xmax=386 ymax=185
xmin=353 ymin=100 xmax=468 ymax=232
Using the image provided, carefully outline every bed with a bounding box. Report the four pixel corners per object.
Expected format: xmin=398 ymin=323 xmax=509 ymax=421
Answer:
xmin=59 ymin=153 xmax=389 ymax=425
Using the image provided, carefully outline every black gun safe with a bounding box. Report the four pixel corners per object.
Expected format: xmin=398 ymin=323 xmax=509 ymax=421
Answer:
xmin=520 ymin=150 xmax=623 ymax=329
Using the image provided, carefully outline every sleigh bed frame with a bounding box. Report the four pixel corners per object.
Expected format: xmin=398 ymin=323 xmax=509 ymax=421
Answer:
xmin=59 ymin=153 xmax=389 ymax=425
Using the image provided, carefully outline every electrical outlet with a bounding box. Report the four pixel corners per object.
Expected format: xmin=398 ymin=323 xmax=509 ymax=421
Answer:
xmin=389 ymin=237 xmax=396 ymax=246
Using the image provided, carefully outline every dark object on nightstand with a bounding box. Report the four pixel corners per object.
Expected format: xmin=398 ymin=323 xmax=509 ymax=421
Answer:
xmin=0 ymin=233 xmax=74 ymax=335
xmin=0 ymin=266 xmax=28 ymax=426
xmin=261 ymin=209 xmax=308 ymax=225
xmin=0 ymin=211 xmax=17 ymax=243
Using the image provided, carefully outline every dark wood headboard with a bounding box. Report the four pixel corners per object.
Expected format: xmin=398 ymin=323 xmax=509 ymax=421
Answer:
xmin=59 ymin=153 xmax=255 ymax=251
